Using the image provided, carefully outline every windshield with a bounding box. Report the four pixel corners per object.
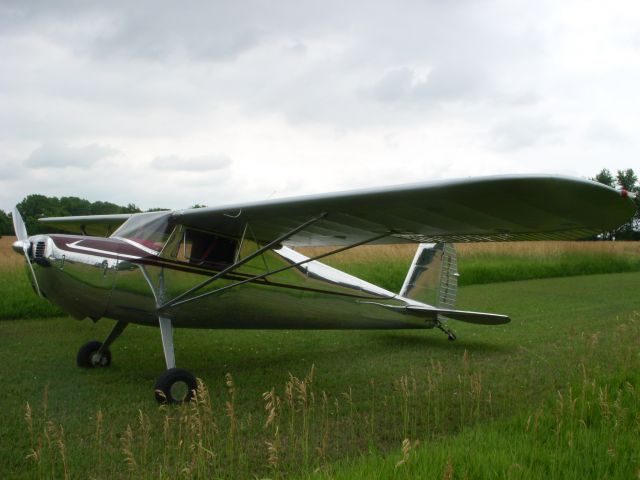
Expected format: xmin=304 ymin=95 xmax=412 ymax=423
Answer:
xmin=111 ymin=211 xmax=174 ymax=252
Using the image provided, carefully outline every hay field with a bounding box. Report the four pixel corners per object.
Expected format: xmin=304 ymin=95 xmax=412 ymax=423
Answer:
xmin=299 ymin=241 xmax=640 ymax=290
xmin=0 ymin=236 xmax=22 ymax=269
xmin=299 ymin=240 xmax=640 ymax=263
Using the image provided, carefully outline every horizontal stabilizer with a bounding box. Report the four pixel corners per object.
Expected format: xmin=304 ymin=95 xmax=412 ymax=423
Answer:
xmin=406 ymin=306 xmax=510 ymax=325
xmin=360 ymin=301 xmax=510 ymax=325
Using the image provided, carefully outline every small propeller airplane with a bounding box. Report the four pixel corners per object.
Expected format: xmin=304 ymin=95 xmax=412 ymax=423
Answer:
xmin=11 ymin=175 xmax=636 ymax=403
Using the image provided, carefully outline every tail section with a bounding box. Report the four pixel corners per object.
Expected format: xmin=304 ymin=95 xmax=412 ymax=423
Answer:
xmin=400 ymin=243 xmax=459 ymax=316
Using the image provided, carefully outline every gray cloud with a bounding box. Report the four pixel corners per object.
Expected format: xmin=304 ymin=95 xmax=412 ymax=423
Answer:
xmin=24 ymin=142 xmax=120 ymax=168
xmin=0 ymin=0 xmax=548 ymax=128
xmin=585 ymin=119 xmax=629 ymax=145
xmin=367 ymin=64 xmax=487 ymax=106
xmin=490 ymin=117 xmax=565 ymax=152
xmin=151 ymin=154 xmax=231 ymax=171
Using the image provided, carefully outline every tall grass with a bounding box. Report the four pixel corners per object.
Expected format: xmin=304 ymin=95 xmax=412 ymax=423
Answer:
xmin=20 ymin=312 xmax=640 ymax=479
xmin=318 ymin=366 xmax=640 ymax=479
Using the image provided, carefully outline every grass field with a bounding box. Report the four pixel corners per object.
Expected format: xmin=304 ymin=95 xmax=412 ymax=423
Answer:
xmin=1 ymin=237 xmax=639 ymax=478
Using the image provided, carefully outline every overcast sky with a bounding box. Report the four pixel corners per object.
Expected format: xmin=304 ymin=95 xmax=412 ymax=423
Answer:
xmin=1 ymin=0 xmax=639 ymax=211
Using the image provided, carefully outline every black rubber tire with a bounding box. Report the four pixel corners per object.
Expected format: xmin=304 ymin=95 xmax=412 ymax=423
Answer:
xmin=154 ymin=368 xmax=197 ymax=404
xmin=77 ymin=341 xmax=112 ymax=368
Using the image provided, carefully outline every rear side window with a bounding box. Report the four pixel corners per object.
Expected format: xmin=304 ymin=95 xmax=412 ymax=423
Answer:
xmin=179 ymin=229 xmax=238 ymax=267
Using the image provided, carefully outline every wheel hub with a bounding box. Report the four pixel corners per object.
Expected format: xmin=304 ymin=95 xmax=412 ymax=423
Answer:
xmin=170 ymin=381 xmax=189 ymax=402
xmin=91 ymin=352 xmax=107 ymax=366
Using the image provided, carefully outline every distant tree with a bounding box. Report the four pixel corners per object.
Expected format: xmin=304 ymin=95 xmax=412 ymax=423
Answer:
xmin=146 ymin=207 xmax=171 ymax=212
xmin=90 ymin=200 xmax=128 ymax=215
xmin=592 ymin=168 xmax=640 ymax=240
xmin=14 ymin=194 xmax=143 ymax=235
xmin=0 ymin=209 xmax=11 ymax=237
xmin=190 ymin=204 xmax=207 ymax=209
xmin=615 ymin=169 xmax=640 ymax=239
xmin=122 ymin=203 xmax=142 ymax=214
xmin=593 ymin=168 xmax=615 ymax=187
xmin=16 ymin=194 xmax=64 ymax=234
xmin=60 ymin=196 xmax=92 ymax=216
xmin=616 ymin=168 xmax=638 ymax=191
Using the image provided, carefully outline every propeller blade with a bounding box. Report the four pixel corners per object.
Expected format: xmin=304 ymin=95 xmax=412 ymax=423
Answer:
xmin=12 ymin=207 xmax=28 ymax=242
xmin=12 ymin=206 xmax=42 ymax=297
xmin=24 ymin=249 xmax=42 ymax=297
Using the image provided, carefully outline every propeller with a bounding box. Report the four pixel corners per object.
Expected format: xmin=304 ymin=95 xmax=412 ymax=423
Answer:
xmin=12 ymin=207 xmax=42 ymax=297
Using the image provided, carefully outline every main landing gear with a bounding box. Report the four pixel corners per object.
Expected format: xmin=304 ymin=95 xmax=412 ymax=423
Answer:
xmin=155 ymin=368 xmax=197 ymax=404
xmin=76 ymin=317 xmax=197 ymax=404
xmin=154 ymin=315 xmax=197 ymax=404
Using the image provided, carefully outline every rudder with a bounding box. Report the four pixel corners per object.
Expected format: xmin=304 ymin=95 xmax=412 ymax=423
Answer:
xmin=399 ymin=243 xmax=459 ymax=314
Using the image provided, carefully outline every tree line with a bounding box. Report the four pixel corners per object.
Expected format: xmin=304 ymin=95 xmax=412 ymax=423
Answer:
xmin=1 ymin=170 xmax=638 ymax=238
xmin=0 ymin=195 xmax=145 ymax=236
xmin=591 ymin=168 xmax=640 ymax=240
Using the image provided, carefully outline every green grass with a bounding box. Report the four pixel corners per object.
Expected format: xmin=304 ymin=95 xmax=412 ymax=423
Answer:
xmin=0 ymin=263 xmax=63 ymax=319
xmin=312 ymin=367 xmax=640 ymax=479
xmin=458 ymin=251 xmax=640 ymax=286
xmin=1 ymin=271 xmax=640 ymax=478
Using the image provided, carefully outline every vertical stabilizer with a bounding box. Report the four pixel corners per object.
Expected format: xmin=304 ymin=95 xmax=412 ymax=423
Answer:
xmin=399 ymin=243 xmax=459 ymax=317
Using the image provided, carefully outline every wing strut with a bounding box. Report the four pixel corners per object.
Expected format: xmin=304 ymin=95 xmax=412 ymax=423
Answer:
xmin=159 ymin=230 xmax=391 ymax=311
xmin=158 ymin=213 xmax=327 ymax=310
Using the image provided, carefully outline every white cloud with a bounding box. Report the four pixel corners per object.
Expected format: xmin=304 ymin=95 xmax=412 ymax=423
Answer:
xmin=24 ymin=142 xmax=119 ymax=168
xmin=151 ymin=154 xmax=231 ymax=171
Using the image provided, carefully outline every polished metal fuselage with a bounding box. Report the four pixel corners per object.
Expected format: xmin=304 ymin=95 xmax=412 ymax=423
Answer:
xmin=27 ymin=234 xmax=436 ymax=330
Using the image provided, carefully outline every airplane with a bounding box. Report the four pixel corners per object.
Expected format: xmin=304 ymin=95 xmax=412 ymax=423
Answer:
xmin=11 ymin=175 xmax=636 ymax=404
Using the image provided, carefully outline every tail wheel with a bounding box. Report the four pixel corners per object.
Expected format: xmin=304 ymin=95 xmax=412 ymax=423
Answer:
xmin=154 ymin=368 xmax=197 ymax=404
xmin=77 ymin=341 xmax=111 ymax=368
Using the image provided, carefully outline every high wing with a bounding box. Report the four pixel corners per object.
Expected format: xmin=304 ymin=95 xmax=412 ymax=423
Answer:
xmin=38 ymin=175 xmax=635 ymax=246
xmin=170 ymin=175 xmax=635 ymax=246
xmin=39 ymin=213 xmax=133 ymax=236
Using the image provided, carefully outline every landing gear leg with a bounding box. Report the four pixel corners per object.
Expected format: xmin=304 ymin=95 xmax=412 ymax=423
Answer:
xmin=436 ymin=320 xmax=457 ymax=341
xmin=77 ymin=320 xmax=128 ymax=368
xmin=154 ymin=315 xmax=196 ymax=404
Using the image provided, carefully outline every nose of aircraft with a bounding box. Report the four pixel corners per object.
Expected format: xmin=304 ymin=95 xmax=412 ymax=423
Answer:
xmin=12 ymin=239 xmax=29 ymax=255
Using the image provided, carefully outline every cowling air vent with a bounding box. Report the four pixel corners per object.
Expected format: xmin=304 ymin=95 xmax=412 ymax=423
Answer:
xmin=34 ymin=241 xmax=46 ymax=259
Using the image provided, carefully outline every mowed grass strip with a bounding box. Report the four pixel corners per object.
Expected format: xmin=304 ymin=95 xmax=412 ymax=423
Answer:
xmin=2 ymin=272 xmax=640 ymax=478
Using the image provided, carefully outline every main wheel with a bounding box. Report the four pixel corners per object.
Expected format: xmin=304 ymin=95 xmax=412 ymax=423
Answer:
xmin=154 ymin=368 xmax=197 ymax=404
xmin=77 ymin=341 xmax=111 ymax=368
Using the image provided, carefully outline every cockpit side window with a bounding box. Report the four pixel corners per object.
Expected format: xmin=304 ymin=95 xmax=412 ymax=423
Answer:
xmin=176 ymin=229 xmax=238 ymax=267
